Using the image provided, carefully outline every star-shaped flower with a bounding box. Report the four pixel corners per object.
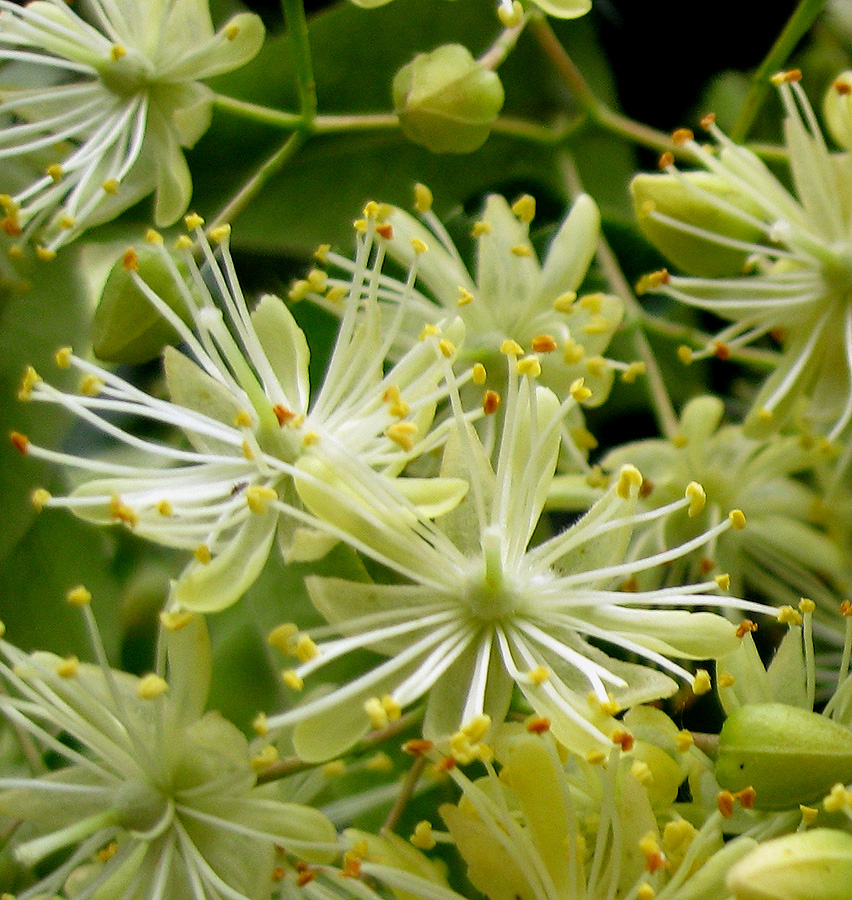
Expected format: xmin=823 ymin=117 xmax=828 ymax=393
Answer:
xmin=13 ymin=213 xmax=467 ymax=612
xmin=264 ymin=359 xmax=763 ymax=761
xmin=634 ymin=70 xmax=852 ymax=440
xmin=0 ymin=608 xmax=337 ymax=900
xmin=0 ymin=0 xmax=264 ymax=251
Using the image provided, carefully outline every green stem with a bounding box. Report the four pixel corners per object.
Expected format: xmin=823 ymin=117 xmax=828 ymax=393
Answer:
xmin=478 ymin=14 xmax=528 ymax=71
xmin=209 ymin=132 xmax=306 ymax=233
xmin=530 ymin=17 xmax=682 ymax=158
xmin=281 ymin=0 xmax=317 ymax=121
xmin=313 ymin=113 xmax=400 ymax=134
xmin=731 ymin=0 xmax=829 ymax=142
xmin=213 ymin=94 xmax=303 ymax=129
xmin=382 ymin=755 xmax=427 ymax=832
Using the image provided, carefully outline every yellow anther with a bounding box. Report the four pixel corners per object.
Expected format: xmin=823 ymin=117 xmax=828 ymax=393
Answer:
xmin=323 ymin=759 xmax=346 ymax=777
xmin=7 ymin=244 xmax=23 ymax=259
xmin=0 ymin=621 xmax=5 ymax=640
xmin=715 ymin=573 xmax=731 ymax=591
xmin=225 ymin=22 xmax=241 ymax=39
xmin=31 ymin=488 xmax=51 ymax=511
xmin=823 ymin=783 xmax=852 ymax=812
xmin=517 ymin=355 xmax=541 ymax=378
xmin=363 ymin=200 xmax=381 ymax=219
xmin=419 ymin=323 xmax=441 ymax=341
xmin=457 ymin=287 xmax=475 ymax=306
xmin=676 ymin=345 xmax=694 ymax=365
xmin=411 ymin=237 xmax=429 ymax=254
xmin=102 ymin=178 xmax=120 ymax=194
xmin=582 ymin=315 xmax=611 ymax=335
xmin=174 ymin=234 xmax=194 ymax=251
xmin=110 ymin=43 xmax=126 ymax=60
xmin=728 ymin=509 xmax=746 ymax=530
xmin=621 ymin=361 xmax=646 ymax=383
xmin=527 ymin=665 xmax=549 ymax=685
xmin=314 ymin=243 xmax=330 ymax=263
xmin=498 ymin=0 xmax=523 ymax=26
xmin=800 ymin=805 xmax=819 ymax=825
xmin=66 ymin=585 xmax=92 ymax=607
xmin=194 ymin=544 xmax=211 ymax=564
xmin=353 ymin=218 xmax=368 ymax=234
xmin=365 ymin=752 xmax=394 ymax=772
xmin=59 ymin=215 xmax=76 ymax=230
xmin=586 ymin=749 xmax=607 ymax=765
xmin=241 ymin=440 xmax=255 ymax=459
xmin=282 ymin=669 xmax=304 ymax=690
xmin=500 ymin=339 xmax=523 ymax=356
xmin=616 ymin=465 xmax=643 ymax=499
xmin=386 ymin=421 xmax=418 ymax=452
xmin=137 ymin=673 xmax=169 ymax=700
xmin=692 ymin=669 xmax=712 ymax=695
xmin=637 ymin=885 xmax=656 ymax=900
xmin=579 ymin=293 xmax=603 ymax=313
xmin=307 ymin=268 xmax=327 ymax=291
xmin=410 ymin=821 xmax=436 ymax=850
xmin=483 ymin=390 xmax=501 ymax=415
xmin=639 ymin=199 xmax=657 ymax=218
xmin=78 ymin=373 xmax=103 ymax=397
xmin=251 ymin=744 xmax=279 ymax=771
xmin=675 ymin=729 xmax=694 ymax=752
xmin=184 ymin=213 xmax=204 ymax=230
xmin=246 ymin=485 xmax=278 ymax=514
xmin=511 ymin=194 xmax=536 ymax=223
xmin=777 ymin=605 xmax=803 ymax=626
xmin=54 ymin=346 xmax=72 ymax=368
xmin=631 ymin=760 xmax=653 ymax=785
xmin=563 ymin=338 xmax=585 ymax=364
xmin=145 ymin=228 xmax=163 ymax=245
xmin=757 ymin=407 xmax=773 ymax=422
xmin=295 ymin=634 xmax=319 ymax=663
xmin=531 ymin=334 xmax=558 ymax=353
xmin=770 ymin=68 xmax=802 ymax=86
xmin=234 ymin=410 xmax=253 ymax=428
xmin=10 ymin=431 xmax=29 ymax=455
xmin=97 ymin=842 xmax=118 ymax=863
xmin=46 ymin=163 xmax=64 ymax=181
xmin=685 ymin=482 xmax=706 ymax=517
xmin=121 ymin=248 xmax=139 ymax=272
xmin=553 ymin=291 xmax=577 ymax=312
xmin=252 ymin=712 xmax=269 ymax=736
xmin=159 ymin=610 xmax=193 ymax=631
xmin=325 ymin=285 xmax=347 ymax=304
xmin=156 ymin=499 xmax=173 ymax=517
xmin=268 ymin=623 xmax=299 ymax=652
xmin=798 ymin=597 xmax=816 ymax=614
xmin=110 ymin=494 xmax=139 ymax=527
xmin=439 ymin=338 xmax=456 ymax=357
xmin=462 ymin=714 xmax=491 ymax=742
xmin=56 ymin=655 xmax=79 ymax=678
xmin=0 ymin=194 xmax=18 ymax=215
xmin=209 ymin=224 xmax=231 ymax=244
xmin=472 ymin=362 xmax=487 ymax=385
xmin=36 ymin=245 xmax=56 ymax=261
xmin=570 ymin=378 xmax=593 ymax=403
xmin=288 ymin=279 xmax=311 ymax=302
xmin=718 ymin=672 xmax=735 ymax=688
xmin=471 ymin=220 xmax=492 ymax=237
xmin=511 ymin=243 xmax=532 ymax=257
xmin=414 ymin=183 xmax=433 ymax=212
xmin=365 ymin=696 xmax=389 ymax=729
xmin=585 ymin=356 xmax=608 ymax=377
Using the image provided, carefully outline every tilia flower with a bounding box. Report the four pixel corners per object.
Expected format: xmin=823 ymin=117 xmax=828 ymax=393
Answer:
xmin=0 ymin=608 xmax=337 ymax=900
xmin=263 ymin=358 xmax=762 ymax=761
xmin=12 ymin=213 xmax=467 ymax=612
xmin=0 ymin=0 xmax=264 ymax=251
xmin=633 ymin=70 xmax=852 ymax=440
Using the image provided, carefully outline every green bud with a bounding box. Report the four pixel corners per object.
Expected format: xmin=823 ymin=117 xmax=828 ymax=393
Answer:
xmin=716 ymin=703 xmax=852 ymax=809
xmin=92 ymin=245 xmax=191 ymax=364
xmin=727 ymin=829 xmax=852 ymax=900
xmin=631 ymin=171 xmax=765 ymax=277
xmin=392 ymin=44 xmax=504 ymax=154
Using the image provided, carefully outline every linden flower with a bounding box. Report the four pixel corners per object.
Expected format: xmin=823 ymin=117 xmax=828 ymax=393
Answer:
xmin=0 ymin=611 xmax=337 ymax=900
xmin=634 ymin=70 xmax=852 ymax=440
xmin=13 ymin=215 xmax=467 ymax=612
xmin=302 ymin=190 xmax=631 ymax=462
xmin=0 ymin=0 xmax=264 ymax=251
xmin=440 ymin=725 xmax=758 ymax=900
xmin=347 ymin=0 xmax=590 ymax=25
xmin=601 ymin=395 xmax=851 ymax=625
xmin=264 ymin=360 xmax=761 ymax=762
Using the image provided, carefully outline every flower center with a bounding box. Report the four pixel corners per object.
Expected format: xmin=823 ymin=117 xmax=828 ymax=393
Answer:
xmin=98 ymin=47 xmax=154 ymax=96
xmin=462 ymin=527 xmax=526 ymax=622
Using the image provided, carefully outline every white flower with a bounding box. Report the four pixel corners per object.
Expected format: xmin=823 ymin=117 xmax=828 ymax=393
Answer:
xmin=634 ymin=71 xmax=852 ymax=441
xmin=12 ymin=214 xmax=468 ymax=612
xmin=263 ymin=359 xmax=765 ymax=762
xmin=0 ymin=610 xmax=337 ymax=900
xmin=0 ymin=0 xmax=264 ymax=251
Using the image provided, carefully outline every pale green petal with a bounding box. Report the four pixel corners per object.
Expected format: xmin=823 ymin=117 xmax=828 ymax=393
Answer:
xmin=155 ymin=81 xmax=214 ymax=148
xmin=147 ymin=109 xmax=193 ymax=226
xmin=162 ymin=13 xmax=266 ymax=81
xmin=164 ymin=613 xmax=211 ymax=728
xmin=251 ymin=293 xmax=311 ymax=414
xmin=393 ymin=476 xmax=468 ymax=518
xmin=765 ymin=628 xmax=810 ymax=708
xmin=535 ymin=193 xmax=600 ymax=311
xmin=285 ymin=527 xmax=340 ymax=562
xmin=172 ymin=510 xmax=277 ymax=612
xmin=530 ymin=0 xmax=591 ymax=18
xmin=679 ymin=395 xmax=726 ymax=444
xmin=717 ymin=633 xmax=774 ymax=717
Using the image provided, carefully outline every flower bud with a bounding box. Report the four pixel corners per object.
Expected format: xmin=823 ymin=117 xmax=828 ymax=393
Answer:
xmin=824 ymin=72 xmax=852 ymax=151
xmin=631 ymin=171 xmax=765 ymax=277
xmin=727 ymin=829 xmax=852 ymax=900
xmin=392 ymin=44 xmax=504 ymax=154
xmin=93 ymin=246 xmax=191 ymax=364
xmin=716 ymin=703 xmax=852 ymax=809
